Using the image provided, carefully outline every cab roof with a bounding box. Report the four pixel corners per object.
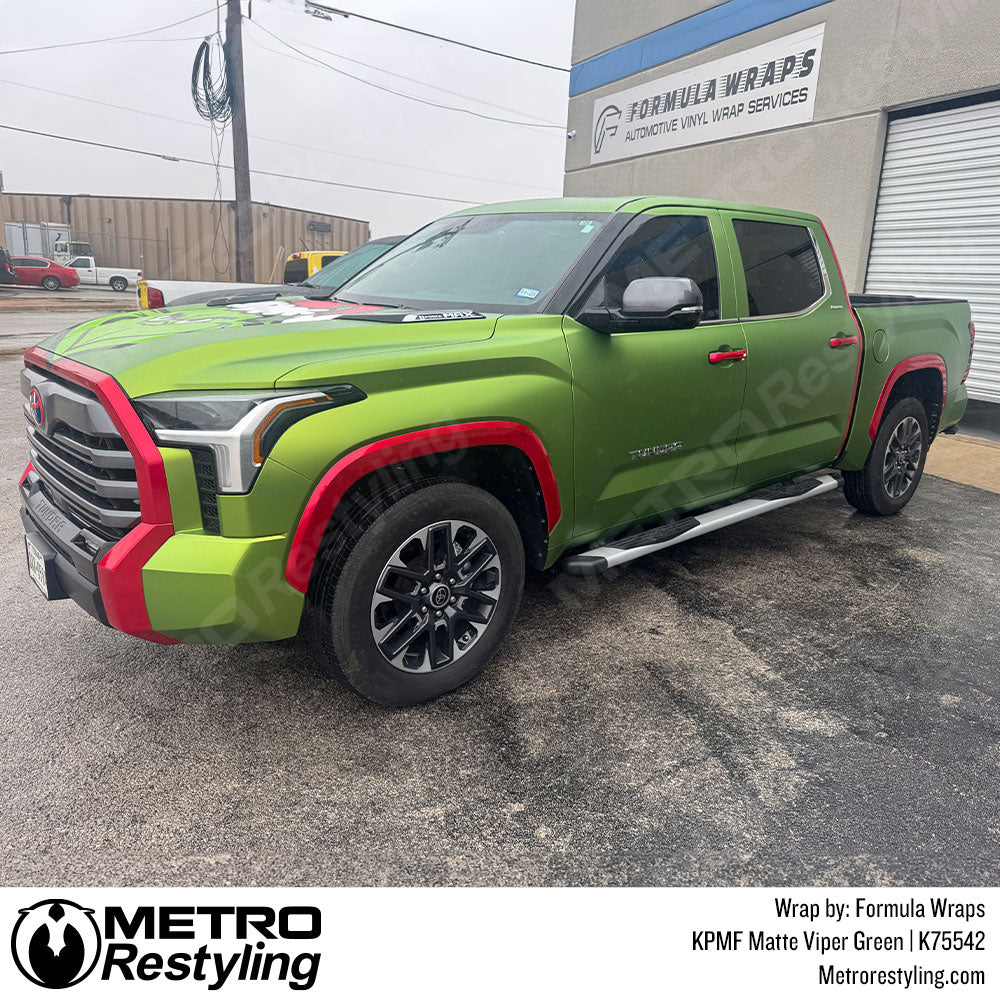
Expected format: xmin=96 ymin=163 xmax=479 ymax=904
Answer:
xmin=452 ymin=196 xmax=820 ymax=224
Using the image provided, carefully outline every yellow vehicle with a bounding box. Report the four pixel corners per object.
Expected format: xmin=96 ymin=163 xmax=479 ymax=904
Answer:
xmin=283 ymin=250 xmax=345 ymax=283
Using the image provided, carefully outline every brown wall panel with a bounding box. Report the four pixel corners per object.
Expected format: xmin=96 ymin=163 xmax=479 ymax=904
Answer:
xmin=0 ymin=192 xmax=369 ymax=283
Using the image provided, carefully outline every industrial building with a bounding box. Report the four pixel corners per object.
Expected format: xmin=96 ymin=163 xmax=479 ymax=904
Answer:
xmin=565 ymin=0 xmax=1000 ymax=404
xmin=0 ymin=192 xmax=369 ymax=285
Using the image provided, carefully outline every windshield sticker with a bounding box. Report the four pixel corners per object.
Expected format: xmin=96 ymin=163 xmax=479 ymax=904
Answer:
xmin=579 ymin=221 xmax=597 ymax=233
xmin=515 ymin=287 xmax=541 ymax=300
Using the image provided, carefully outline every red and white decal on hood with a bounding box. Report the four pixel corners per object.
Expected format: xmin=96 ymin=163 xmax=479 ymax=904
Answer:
xmin=226 ymin=299 xmax=383 ymax=324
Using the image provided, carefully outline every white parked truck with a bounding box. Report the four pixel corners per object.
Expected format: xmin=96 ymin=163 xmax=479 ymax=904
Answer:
xmin=53 ymin=240 xmax=96 ymax=264
xmin=65 ymin=256 xmax=142 ymax=292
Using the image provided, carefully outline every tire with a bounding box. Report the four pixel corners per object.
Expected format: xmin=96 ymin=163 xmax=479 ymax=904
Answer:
xmin=844 ymin=397 xmax=929 ymax=516
xmin=41 ymin=275 xmax=61 ymax=291
xmin=309 ymin=482 xmax=525 ymax=706
xmin=110 ymin=276 xmax=128 ymax=292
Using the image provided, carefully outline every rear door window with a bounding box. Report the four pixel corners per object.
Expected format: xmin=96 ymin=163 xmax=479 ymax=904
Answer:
xmin=731 ymin=219 xmax=825 ymax=316
xmin=13 ymin=258 xmax=46 ymax=268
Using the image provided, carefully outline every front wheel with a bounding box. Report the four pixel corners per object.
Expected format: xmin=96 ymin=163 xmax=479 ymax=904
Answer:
xmin=41 ymin=275 xmax=61 ymax=290
xmin=844 ymin=396 xmax=929 ymax=516
xmin=309 ymin=483 xmax=525 ymax=706
xmin=110 ymin=276 xmax=128 ymax=292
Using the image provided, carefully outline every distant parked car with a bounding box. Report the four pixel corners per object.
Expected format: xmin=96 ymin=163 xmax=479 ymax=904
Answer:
xmin=65 ymin=256 xmax=142 ymax=292
xmin=0 ymin=246 xmax=16 ymax=285
xmin=10 ymin=256 xmax=80 ymax=290
xmin=283 ymin=249 xmax=346 ymax=284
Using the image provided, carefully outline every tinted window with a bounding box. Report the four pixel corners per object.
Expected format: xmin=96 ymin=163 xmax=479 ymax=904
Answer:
xmin=284 ymin=258 xmax=308 ymax=284
xmin=68 ymin=258 xmax=91 ymax=268
xmin=732 ymin=219 xmax=825 ymax=316
xmin=601 ymin=215 xmax=720 ymax=321
xmin=320 ymin=254 xmax=338 ymax=267
xmin=13 ymin=258 xmax=46 ymax=268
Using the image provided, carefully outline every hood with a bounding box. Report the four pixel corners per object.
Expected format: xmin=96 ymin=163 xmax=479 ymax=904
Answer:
xmin=37 ymin=298 xmax=498 ymax=397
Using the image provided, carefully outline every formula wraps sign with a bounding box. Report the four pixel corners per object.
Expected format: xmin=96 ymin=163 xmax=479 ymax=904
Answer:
xmin=591 ymin=23 xmax=825 ymax=164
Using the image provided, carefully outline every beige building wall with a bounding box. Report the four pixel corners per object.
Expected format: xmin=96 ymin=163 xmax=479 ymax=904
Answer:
xmin=565 ymin=0 xmax=1000 ymax=291
xmin=0 ymin=193 xmax=369 ymax=283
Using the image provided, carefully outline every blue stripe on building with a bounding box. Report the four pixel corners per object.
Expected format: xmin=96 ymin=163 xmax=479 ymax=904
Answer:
xmin=569 ymin=0 xmax=833 ymax=96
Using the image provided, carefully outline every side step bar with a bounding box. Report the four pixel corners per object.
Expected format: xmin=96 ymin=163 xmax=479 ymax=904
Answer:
xmin=561 ymin=474 xmax=840 ymax=575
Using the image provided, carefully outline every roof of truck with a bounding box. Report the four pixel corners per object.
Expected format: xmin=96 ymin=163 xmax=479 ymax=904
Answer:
xmin=453 ymin=196 xmax=820 ymax=223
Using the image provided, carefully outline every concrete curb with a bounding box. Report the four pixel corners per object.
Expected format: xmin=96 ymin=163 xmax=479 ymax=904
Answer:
xmin=0 ymin=300 xmax=126 ymax=313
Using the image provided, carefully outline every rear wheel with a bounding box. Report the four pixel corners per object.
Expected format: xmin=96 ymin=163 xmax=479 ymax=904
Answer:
xmin=844 ymin=396 xmax=929 ymax=516
xmin=41 ymin=275 xmax=61 ymax=290
xmin=110 ymin=276 xmax=128 ymax=292
xmin=309 ymin=482 xmax=525 ymax=706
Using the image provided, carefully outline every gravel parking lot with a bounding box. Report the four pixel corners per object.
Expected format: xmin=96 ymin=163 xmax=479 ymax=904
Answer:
xmin=2 ymin=327 xmax=998 ymax=887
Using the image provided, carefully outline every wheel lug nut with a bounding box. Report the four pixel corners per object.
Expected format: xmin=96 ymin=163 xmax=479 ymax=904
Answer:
xmin=420 ymin=605 xmax=428 ymax=613
xmin=421 ymin=587 xmax=428 ymax=595
xmin=450 ymin=596 xmax=457 ymax=604
xmin=435 ymin=573 xmax=441 ymax=581
xmin=435 ymin=610 xmax=443 ymax=618
xmin=448 ymin=578 xmax=455 ymax=585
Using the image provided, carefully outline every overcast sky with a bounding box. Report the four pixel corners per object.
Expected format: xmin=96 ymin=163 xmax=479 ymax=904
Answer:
xmin=0 ymin=0 xmax=575 ymax=237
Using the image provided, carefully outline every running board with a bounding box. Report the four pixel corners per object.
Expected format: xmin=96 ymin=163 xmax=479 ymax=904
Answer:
xmin=561 ymin=475 xmax=840 ymax=575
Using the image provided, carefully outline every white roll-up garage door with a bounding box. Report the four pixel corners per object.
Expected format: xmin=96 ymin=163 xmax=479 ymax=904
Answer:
xmin=865 ymin=97 xmax=1000 ymax=403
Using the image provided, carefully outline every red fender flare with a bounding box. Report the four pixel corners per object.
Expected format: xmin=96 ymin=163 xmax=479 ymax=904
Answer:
xmin=284 ymin=420 xmax=562 ymax=594
xmin=23 ymin=346 xmax=177 ymax=645
xmin=868 ymin=355 xmax=947 ymax=440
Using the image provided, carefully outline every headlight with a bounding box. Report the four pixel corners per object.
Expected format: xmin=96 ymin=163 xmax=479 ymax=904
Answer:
xmin=134 ymin=385 xmax=365 ymax=493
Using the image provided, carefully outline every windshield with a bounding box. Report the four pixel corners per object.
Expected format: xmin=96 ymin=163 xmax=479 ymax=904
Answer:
xmin=334 ymin=213 xmax=610 ymax=312
xmin=304 ymin=240 xmax=399 ymax=288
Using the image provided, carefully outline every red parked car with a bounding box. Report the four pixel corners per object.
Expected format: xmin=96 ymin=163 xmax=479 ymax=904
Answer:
xmin=10 ymin=256 xmax=80 ymax=290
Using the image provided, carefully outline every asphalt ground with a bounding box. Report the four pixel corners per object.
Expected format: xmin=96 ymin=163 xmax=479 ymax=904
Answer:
xmin=1 ymin=317 xmax=999 ymax=887
xmin=0 ymin=310 xmax=117 ymax=357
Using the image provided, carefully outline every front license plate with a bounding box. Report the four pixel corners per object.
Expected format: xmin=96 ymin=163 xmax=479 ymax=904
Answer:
xmin=25 ymin=536 xmax=51 ymax=599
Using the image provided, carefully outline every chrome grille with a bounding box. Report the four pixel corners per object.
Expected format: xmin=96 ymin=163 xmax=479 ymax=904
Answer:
xmin=22 ymin=367 xmax=141 ymax=540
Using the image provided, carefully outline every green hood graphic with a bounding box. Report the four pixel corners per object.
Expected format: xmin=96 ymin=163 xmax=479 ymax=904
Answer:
xmin=39 ymin=299 xmax=498 ymax=396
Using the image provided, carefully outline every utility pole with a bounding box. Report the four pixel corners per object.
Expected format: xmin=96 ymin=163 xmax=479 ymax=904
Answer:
xmin=226 ymin=0 xmax=254 ymax=282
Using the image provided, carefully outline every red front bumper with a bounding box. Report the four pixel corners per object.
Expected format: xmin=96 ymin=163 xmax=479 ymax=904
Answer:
xmin=22 ymin=346 xmax=177 ymax=644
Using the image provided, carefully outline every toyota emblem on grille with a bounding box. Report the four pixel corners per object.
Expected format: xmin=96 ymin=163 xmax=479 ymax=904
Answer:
xmin=28 ymin=387 xmax=44 ymax=428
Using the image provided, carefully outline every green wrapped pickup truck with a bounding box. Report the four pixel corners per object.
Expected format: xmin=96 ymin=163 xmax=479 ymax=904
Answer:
xmin=20 ymin=197 xmax=974 ymax=704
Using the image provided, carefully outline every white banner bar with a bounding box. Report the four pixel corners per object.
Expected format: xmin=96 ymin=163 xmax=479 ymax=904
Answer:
xmin=1 ymin=886 xmax=995 ymax=996
xmin=590 ymin=23 xmax=826 ymax=164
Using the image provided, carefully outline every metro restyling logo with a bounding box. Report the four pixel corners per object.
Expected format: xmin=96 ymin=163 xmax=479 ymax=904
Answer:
xmin=10 ymin=901 xmax=321 ymax=990
xmin=12 ymin=899 xmax=101 ymax=988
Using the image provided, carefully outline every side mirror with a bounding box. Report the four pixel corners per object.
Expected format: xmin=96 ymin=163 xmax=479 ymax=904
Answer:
xmin=621 ymin=276 xmax=703 ymax=329
xmin=574 ymin=276 xmax=704 ymax=333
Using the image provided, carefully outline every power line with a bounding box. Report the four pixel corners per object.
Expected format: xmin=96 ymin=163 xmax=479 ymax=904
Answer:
xmin=248 ymin=20 xmax=564 ymax=132
xmin=302 ymin=1 xmax=569 ymax=72
xmin=0 ymin=7 xmax=220 ymax=56
xmin=0 ymin=124 xmax=480 ymax=206
xmin=256 ymin=30 xmax=558 ymax=125
xmin=0 ymin=77 xmax=553 ymax=193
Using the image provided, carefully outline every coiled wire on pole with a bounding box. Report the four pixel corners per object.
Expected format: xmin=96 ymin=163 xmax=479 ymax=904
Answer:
xmin=191 ymin=36 xmax=234 ymax=125
xmin=191 ymin=34 xmax=234 ymax=273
